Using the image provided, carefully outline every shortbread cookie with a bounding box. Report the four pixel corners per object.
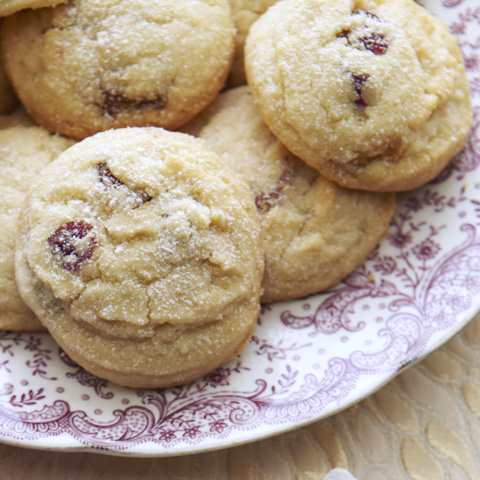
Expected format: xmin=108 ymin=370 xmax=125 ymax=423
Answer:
xmin=227 ymin=0 xmax=278 ymax=86
xmin=15 ymin=127 xmax=264 ymax=388
xmin=183 ymin=86 xmax=395 ymax=302
xmin=0 ymin=0 xmax=64 ymax=17
xmin=0 ymin=120 xmax=73 ymax=331
xmin=1 ymin=0 xmax=235 ymax=140
xmin=245 ymin=0 xmax=472 ymax=192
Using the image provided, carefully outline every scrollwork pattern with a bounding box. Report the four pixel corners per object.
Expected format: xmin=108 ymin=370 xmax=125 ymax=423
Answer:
xmin=0 ymin=0 xmax=479 ymax=453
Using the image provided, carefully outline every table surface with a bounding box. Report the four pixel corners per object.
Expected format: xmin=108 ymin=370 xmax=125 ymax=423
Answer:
xmin=0 ymin=310 xmax=479 ymax=479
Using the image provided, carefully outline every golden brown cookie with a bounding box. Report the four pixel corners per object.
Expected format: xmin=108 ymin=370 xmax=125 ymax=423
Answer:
xmin=1 ymin=0 xmax=235 ymax=139
xmin=15 ymin=127 xmax=264 ymax=388
xmin=0 ymin=118 xmax=73 ymax=331
xmin=245 ymin=0 xmax=472 ymax=192
xmin=227 ymin=0 xmax=279 ymax=87
xmin=182 ymin=86 xmax=395 ymax=302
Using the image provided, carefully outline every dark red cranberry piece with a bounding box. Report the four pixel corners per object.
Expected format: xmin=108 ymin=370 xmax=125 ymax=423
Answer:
xmin=101 ymin=91 xmax=168 ymax=117
xmin=48 ymin=220 xmax=97 ymax=272
xmin=351 ymin=73 xmax=370 ymax=110
xmin=337 ymin=30 xmax=388 ymax=56
xmin=255 ymin=191 xmax=280 ymax=212
xmin=352 ymin=8 xmax=381 ymax=21
xmin=336 ymin=29 xmax=351 ymax=40
xmin=97 ymin=163 xmax=152 ymax=205
xmin=255 ymin=168 xmax=292 ymax=212
xmin=359 ymin=32 xmax=388 ymax=55
xmin=98 ymin=162 xmax=124 ymax=189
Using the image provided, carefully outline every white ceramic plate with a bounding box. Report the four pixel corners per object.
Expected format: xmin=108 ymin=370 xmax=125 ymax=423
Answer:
xmin=0 ymin=0 xmax=479 ymax=457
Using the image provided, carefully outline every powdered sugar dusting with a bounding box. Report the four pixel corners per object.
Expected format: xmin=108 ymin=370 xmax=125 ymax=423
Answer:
xmin=24 ymin=128 xmax=262 ymax=337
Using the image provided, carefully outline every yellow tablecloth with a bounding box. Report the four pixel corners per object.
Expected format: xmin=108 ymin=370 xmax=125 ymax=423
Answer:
xmin=0 ymin=311 xmax=479 ymax=479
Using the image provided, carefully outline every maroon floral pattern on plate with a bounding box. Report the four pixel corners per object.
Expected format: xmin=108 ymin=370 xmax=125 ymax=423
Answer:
xmin=1 ymin=0 xmax=479 ymax=456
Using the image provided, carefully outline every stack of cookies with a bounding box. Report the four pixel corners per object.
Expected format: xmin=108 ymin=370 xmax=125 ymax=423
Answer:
xmin=0 ymin=0 xmax=472 ymax=388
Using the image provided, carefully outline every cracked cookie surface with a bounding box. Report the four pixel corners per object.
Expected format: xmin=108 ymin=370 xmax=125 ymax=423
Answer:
xmin=15 ymin=127 xmax=264 ymax=388
xmin=0 ymin=118 xmax=73 ymax=331
xmin=1 ymin=0 xmax=235 ymax=139
xmin=245 ymin=0 xmax=472 ymax=191
xmin=182 ymin=86 xmax=395 ymax=302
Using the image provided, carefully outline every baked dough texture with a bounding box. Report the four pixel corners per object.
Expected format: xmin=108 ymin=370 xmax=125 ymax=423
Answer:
xmin=15 ymin=127 xmax=264 ymax=388
xmin=0 ymin=119 xmax=73 ymax=331
xmin=1 ymin=0 xmax=235 ymax=139
xmin=0 ymin=0 xmax=65 ymax=17
xmin=227 ymin=0 xmax=279 ymax=87
xmin=182 ymin=86 xmax=395 ymax=302
xmin=245 ymin=0 xmax=472 ymax=192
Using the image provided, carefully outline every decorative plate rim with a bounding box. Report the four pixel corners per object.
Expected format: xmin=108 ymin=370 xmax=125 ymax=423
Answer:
xmin=0 ymin=0 xmax=479 ymax=457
